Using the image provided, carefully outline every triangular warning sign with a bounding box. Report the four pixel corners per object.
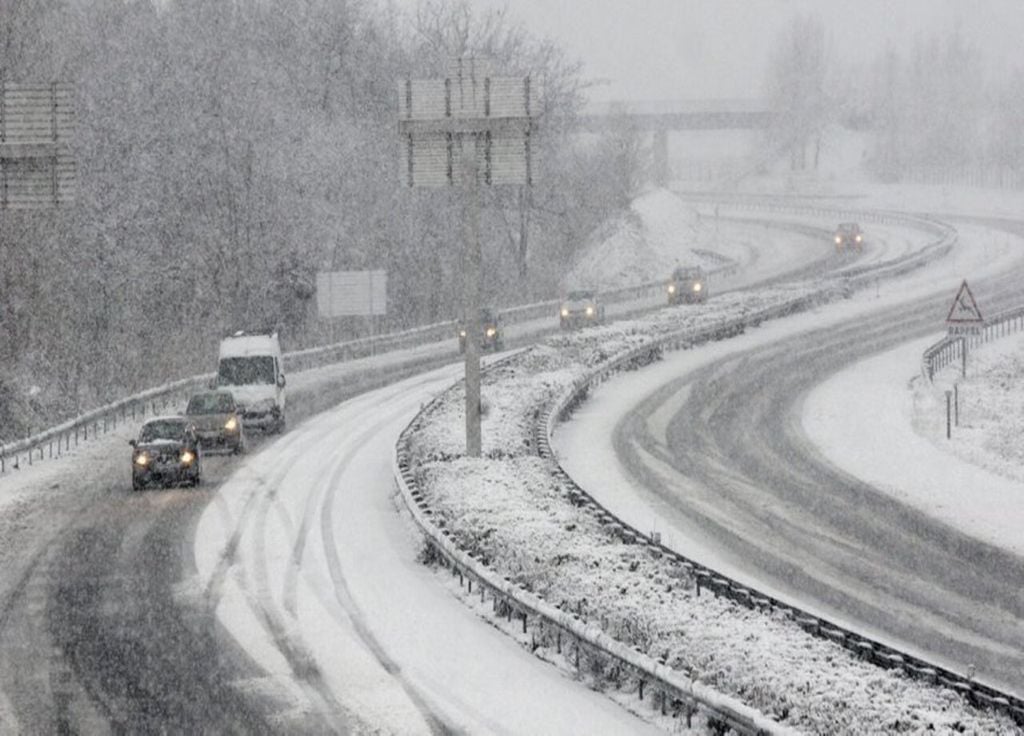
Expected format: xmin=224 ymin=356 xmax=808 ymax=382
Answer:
xmin=946 ymin=280 xmax=984 ymax=323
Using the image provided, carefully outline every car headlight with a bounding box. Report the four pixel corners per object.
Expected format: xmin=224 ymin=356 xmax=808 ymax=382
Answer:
xmin=855 ymin=234 xmax=862 ymax=242
xmin=835 ymin=235 xmax=842 ymax=244
xmin=224 ymin=416 xmax=238 ymax=432
xmin=180 ymin=450 xmax=195 ymax=465
xmin=668 ymin=284 xmax=676 ymax=294
xmin=585 ymin=306 xmax=594 ymax=315
xmin=134 ymin=452 xmax=149 ymax=467
xmin=561 ymin=308 xmax=569 ymax=317
xmin=693 ymin=283 xmax=702 ymax=292
xmin=486 ymin=327 xmax=496 ymax=337
xmin=459 ymin=329 xmax=467 ymax=338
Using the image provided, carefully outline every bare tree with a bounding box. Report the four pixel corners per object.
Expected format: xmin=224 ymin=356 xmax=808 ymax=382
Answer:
xmin=766 ymin=14 xmax=831 ymax=171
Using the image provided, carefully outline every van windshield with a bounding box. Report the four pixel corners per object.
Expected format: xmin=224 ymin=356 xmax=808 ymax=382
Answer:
xmin=218 ymin=356 xmax=275 ymax=385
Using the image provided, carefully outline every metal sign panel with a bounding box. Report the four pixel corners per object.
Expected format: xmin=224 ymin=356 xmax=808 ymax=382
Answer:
xmin=0 ymin=82 xmax=76 ymax=208
xmin=398 ymin=73 xmax=537 ymax=188
xmin=946 ymin=280 xmax=983 ymax=325
xmin=316 ymin=270 xmax=387 ymax=318
xmin=946 ymin=279 xmax=983 ymax=336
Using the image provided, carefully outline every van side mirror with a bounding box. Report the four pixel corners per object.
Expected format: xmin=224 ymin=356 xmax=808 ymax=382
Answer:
xmin=277 ymin=374 xmax=286 ymax=388
xmin=128 ymin=439 xmax=137 ymax=447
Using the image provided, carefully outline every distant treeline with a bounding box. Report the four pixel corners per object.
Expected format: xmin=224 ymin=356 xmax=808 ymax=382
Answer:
xmin=0 ymin=0 xmax=643 ymax=439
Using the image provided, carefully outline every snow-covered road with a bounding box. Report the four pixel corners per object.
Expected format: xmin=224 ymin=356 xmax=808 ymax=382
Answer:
xmin=194 ymin=362 xmax=664 ymax=734
xmin=553 ymin=219 xmax=1024 ymax=697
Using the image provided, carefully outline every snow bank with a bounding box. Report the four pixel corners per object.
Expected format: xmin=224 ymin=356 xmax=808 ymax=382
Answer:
xmin=563 ymin=189 xmax=720 ymax=291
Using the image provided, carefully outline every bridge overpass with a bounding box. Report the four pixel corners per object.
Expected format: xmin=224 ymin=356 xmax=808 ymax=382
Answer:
xmin=578 ymin=98 xmax=774 ymax=184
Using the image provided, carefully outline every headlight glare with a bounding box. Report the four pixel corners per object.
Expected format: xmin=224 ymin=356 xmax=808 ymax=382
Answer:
xmin=180 ymin=450 xmax=195 ymax=465
xmin=668 ymin=284 xmax=676 ymax=294
xmin=134 ymin=452 xmax=149 ymax=467
xmin=486 ymin=327 xmax=496 ymax=337
xmin=561 ymin=308 xmax=569 ymax=317
xmin=225 ymin=416 xmax=238 ymax=432
xmin=693 ymin=283 xmax=702 ymax=292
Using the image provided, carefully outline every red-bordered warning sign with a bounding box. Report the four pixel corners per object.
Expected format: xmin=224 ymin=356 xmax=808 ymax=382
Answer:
xmin=946 ymin=280 xmax=984 ymax=335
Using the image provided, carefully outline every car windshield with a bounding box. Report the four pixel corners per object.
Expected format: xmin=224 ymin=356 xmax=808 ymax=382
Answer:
xmin=186 ymin=393 xmax=234 ymax=414
xmin=218 ymin=356 xmax=275 ymax=385
xmin=838 ymin=223 xmax=859 ymax=232
xmin=567 ymin=290 xmax=594 ymax=301
xmin=140 ymin=420 xmax=187 ymax=443
xmin=672 ymin=268 xmax=701 ymax=279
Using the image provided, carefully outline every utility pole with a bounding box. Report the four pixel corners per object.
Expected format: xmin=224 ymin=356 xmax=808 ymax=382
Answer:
xmin=398 ymin=58 xmax=537 ymax=457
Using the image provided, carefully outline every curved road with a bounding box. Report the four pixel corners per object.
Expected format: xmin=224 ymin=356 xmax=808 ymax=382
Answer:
xmin=608 ymin=218 xmax=1024 ymax=696
xmin=0 ymin=211 xmax=931 ymax=731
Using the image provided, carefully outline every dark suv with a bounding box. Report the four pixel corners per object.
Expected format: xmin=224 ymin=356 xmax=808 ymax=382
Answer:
xmin=186 ymin=390 xmax=245 ymax=455
xmin=834 ymin=222 xmax=864 ymax=251
xmin=130 ymin=416 xmax=202 ymax=490
xmin=667 ymin=266 xmax=708 ymax=305
xmin=457 ymin=308 xmax=504 ymax=353
xmin=560 ymin=290 xmax=605 ymax=329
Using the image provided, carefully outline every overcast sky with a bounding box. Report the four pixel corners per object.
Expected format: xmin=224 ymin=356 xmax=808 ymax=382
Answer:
xmin=442 ymin=0 xmax=1024 ymax=102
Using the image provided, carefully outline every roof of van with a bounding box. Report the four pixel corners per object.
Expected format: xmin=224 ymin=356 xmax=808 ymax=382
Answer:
xmin=219 ymin=332 xmax=281 ymax=358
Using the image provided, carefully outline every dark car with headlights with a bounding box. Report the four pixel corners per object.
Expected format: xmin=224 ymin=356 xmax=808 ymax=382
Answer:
xmin=559 ymin=289 xmax=605 ymax=329
xmin=667 ymin=266 xmax=707 ymax=305
xmin=834 ymin=222 xmax=864 ymax=251
xmin=185 ymin=390 xmax=245 ymax=455
xmin=457 ymin=307 xmax=503 ymax=353
xmin=130 ymin=416 xmax=202 ymax=490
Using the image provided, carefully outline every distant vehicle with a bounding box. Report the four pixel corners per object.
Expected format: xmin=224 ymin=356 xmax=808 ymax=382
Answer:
xmin=457 ymin=308 xmax=503 ymax=353
xmin=130 ymin=416 xmax=202 ymax=490
xmin=667 ymin=266 xmax=708 ymax=305
xmin=185 ymin=390 xmax=245 ymax=455
xmin=214 ymin=331 xmax=286 ymax=433
xmin=560 ymin=289 xmax=605 ymax=329
xmin=834 ymin=222 xmax=864 ymax=251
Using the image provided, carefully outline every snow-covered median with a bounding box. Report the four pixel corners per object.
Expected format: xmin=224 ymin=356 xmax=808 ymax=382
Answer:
xmin=402 ymin=286 xmax=1019 ymax=734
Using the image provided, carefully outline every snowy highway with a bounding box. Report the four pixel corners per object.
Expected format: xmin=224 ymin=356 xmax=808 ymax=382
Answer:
xmin=556 ymin=217 xmax=1024 ymax=699
xmin=0 ymin=205 xmax=1001 ymax=732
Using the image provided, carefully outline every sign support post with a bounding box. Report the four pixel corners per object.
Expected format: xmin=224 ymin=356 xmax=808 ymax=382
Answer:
xmin=398 ymin=60 xmax=537 ymax=458
xmin=945 ymin=280 xmax=984 ymax=379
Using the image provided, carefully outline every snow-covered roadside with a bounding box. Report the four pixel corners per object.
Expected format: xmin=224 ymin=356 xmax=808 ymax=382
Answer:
xmin=404 ymin=239 xmax=1022 ymax=733
xmin=917 ymin=332 xmax=1024 ymax=484
xmin=804 ymin=335 xmax=1024 ymax=559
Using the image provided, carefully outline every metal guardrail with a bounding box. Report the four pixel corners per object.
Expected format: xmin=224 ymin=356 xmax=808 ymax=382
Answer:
xmin=0 ymin=200 xmax=948 ymax=476
xmin=393 ymin=382 xmax=785 ymax=735
xmin=0 ymin=250 xmax=741 ymax=477
xmin=922 ymin=304 xmax=1024 ymax=382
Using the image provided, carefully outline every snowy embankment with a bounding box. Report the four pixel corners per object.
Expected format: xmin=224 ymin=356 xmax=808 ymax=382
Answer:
xmin=401 ymin=275 xmax=1019 ymax=733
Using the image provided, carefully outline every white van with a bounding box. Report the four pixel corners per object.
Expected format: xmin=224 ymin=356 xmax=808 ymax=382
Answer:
xmin=215 ymin=331 xmax=286 ymax=433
